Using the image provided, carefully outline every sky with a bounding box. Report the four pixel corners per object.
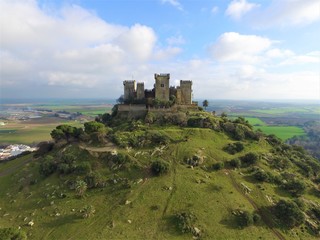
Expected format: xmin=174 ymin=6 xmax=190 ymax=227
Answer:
xmin=0 ymin=0 xmax=319 ymax=100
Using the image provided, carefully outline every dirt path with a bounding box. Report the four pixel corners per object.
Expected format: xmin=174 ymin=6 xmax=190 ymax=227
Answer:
xmin=162 ymin=148 xmax=178 ymax=217
xmin=0 ymin=157 xmax=33 ymax=177
xmin=226 ymin=170 xmax=286 ymax=240
xmin=79 ymin=142 xmax=116 ymax=153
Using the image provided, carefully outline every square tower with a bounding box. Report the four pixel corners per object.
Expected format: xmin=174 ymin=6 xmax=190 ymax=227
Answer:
xmin=154 ymin=73 xmax=170 ymax=102
xmin=123 ymin=80 xmax=136 ymax=101
xmin=136 ymin=82 xmax=145 ymax=100
xmin=180 ymin=80 xmax=192 ymax=104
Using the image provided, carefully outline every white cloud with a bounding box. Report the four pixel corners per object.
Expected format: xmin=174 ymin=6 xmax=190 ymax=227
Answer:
xmin=161 ymin=0 xmax=183 ymax=11
xmin=226 ymin=0 xmax=259 ymax=20
xmin=239 ymin=0 xmax=320 ymax=27
xmin=266 ymin=48 xmax=294 ymax=58
xmin=117 ymin=24 xmax=157 ymax=61
xmin=279 ymin=51 xmax=319 ymax=66
xmin=0 ymin=0 xmax=177 ymax=98
xmin=209 ymin=32 xmax=272 ymax=62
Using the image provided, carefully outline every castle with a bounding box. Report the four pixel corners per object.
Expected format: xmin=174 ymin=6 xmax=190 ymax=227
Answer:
xmin=123 ymin=73 xmax=193 ymax=105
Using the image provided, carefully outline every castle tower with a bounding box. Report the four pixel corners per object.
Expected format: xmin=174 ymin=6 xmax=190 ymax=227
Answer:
xmin=136 ymin=82 xmax=145 ymax=100
xmin=180 ymin=80 xmax=192 ymax=104
xmin=155 ymin=73 xmax=170 ymax=101
xmin=123 ymin=80 xmax=136 ymax=101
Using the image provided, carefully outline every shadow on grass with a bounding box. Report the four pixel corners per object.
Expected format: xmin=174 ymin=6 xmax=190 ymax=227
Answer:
xmin=219 ymin=214 xmax=241 ymax=230
xmin=159 ymin=215 xmax=185 ymax=237
xmin=42 ymin=213 xmax=82 ymax=228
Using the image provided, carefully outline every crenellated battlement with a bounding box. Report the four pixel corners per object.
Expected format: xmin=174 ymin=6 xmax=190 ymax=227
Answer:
xmin=122 ymin=73 xmax=192 ymax=105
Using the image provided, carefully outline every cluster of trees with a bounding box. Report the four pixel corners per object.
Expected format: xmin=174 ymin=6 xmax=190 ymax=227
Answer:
xmin=50 ymin=121 xmax=108 ymax=143
xmin=223 ymin=142 xmax=244 ymax=155
xmin=287 ymin=121 xmax=320 ymax=159
xmin=39 ymin=153 xmax=92 ymax=177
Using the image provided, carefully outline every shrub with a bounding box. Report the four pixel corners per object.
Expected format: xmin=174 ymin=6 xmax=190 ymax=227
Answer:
xmin=175 ymin=212 xmax=197 ymax=233
xmin=282 ymin=179 xmax=306 ymax=197
xmin=274 ymin=199 xmax=305 ymax=228
xmin=81 ymin=205 xmax=95 ymax=218
xmin=75 ymin=180 xmax=87 ymax=197
xmin=151 ymin=159 xmax=170 ymax=175
xmin=223 ymin=142 xmax=244 ymax=155
xmin=185 ymin=155 xmax=202 ymax=167
xmin=237 ymin=211 xmax=254 ymax=227
xmin=228 ymin=158 xmax=241 ymax=168
xmin=212 ymin=162 xmax=224 ymax=170
xmin=75 ymin=162 xmax=91 ymax=175
xmin=241 ymin=152 xmax=259 ymax=166
xmin=0 ymin=227 xmax=27 ymax=240
xmin=39 ymin=156 xmax=57 ymax=176
xmin=84 ymin=172 xmax=105 ymax=188
xmin=253 ymin=168 xmax=270 ymax=182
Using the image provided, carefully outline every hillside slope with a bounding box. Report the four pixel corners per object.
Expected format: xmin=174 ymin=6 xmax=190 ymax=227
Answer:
xmin=0 ymin=112 xmax=319 ymax=239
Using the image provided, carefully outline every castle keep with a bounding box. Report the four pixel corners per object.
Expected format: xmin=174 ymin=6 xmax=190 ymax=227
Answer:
xmin=123 ymin=73 xmax=193 ymax=105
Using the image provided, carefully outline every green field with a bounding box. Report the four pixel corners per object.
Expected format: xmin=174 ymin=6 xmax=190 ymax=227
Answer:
xmin=35 ymin=104 xmax=112 ymax=117
xmin=250 ymin=106 xmax=320 ymax=115
xmin=254 ymin=126 xmax=306 ymax=141
xmin=0 ymin=121 xmax=83 ymax=145
xmin=232 ymin=117 xmax=306 ymax=141
xmin=244 ymin=117 xmax=267 ymax=126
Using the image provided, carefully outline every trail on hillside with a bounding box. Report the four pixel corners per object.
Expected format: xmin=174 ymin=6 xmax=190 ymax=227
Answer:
xmin=162 ymin=148 xmax=177 ymax=217
xmin=0 ymin=157 xmax=33 ymax=177
xmin=226 ymin=170 xmax=286 ymax=240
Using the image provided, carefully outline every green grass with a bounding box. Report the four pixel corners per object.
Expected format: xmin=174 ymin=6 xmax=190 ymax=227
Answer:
xmin=0 ymin=121 xmax=83 ymax=144
xmin=0 ymin=125 xmax=318 ymax=239
xmin=244 ymin=117 xmax=267 ymax=126
xmin=250 ymin=106 xmax=320 ymax=115
xmin=254 ymin=126 xmax=305 ymax=141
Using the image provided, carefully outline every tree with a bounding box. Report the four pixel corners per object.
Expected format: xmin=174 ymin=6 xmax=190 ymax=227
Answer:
xmin=75 ymin=180 xmax=88 ymax=197
xmin=202 ymin=100 xmax=209 ymax=110
xmin=274 ymin=199 xmax=305 ymax=228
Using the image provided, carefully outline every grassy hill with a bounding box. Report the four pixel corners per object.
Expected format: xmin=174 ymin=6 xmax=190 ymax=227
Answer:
xmin=0 ymin=109 xmax=319 ymax=239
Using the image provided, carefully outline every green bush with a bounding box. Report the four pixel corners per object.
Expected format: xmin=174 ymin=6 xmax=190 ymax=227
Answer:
xmin=223 ymin=142 xmax=244 ymax=154
xmin=282 ymin=179 xmax=306 ymax=197
xmin=274 ymin=199 xmax=305 ymax=228
xmin=39 ymin=156 xmax=57 ymax=176
xmin=151 ymin=159 xmax=170 ymax=175
xmin=241 ymin=152 xmax=259 ymax=166
xmin=228 ymin=158 xmax=241 ymax=168
xmin=0 ymin=227 xmax=27 ymax=240
xmin=185 ymin=155 xmax=204 ymax=167
xmin=212 ymin=162 xmax=224 ymax=170
xmin=84 ymin=172 xmax=105 ymax=188
xmin=237 ymin=211 xmax=254 ymax=227
xmin=175 ymin=212 xmax=197 ymax=233
xmin=75 ymin=162 xmax=92 ymax=175
xmin=253 ymin=168 xmax=270 ymax=182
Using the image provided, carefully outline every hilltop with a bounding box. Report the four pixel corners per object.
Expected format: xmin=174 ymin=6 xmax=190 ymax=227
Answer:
xmin=0 ymin=107 xmax=319 ymax=239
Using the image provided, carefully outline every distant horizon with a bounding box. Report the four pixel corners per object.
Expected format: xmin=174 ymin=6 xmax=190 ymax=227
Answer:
xmin=1 ymin=98 xmax=319 ymax=105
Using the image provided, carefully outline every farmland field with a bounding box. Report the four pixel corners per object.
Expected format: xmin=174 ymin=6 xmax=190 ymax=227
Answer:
xmin=0 ymin=120 xmax=83 ymax=145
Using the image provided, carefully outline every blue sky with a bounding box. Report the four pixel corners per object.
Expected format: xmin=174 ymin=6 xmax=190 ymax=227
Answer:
xmin=0 ymin=0 xmax=319 ymax=100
